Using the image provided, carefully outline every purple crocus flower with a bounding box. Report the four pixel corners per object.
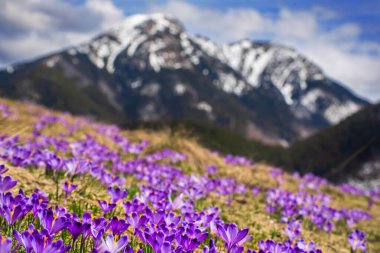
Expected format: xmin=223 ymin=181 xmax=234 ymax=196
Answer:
xmin=203 ymin=239 xmax=217 ymax=253
xmin=217 ymin=223 xmax=251 ymax=252
xmin=66 ymin=158 xmax=91 ymax=175
xmin=98 ymin=200 xmax=116 ymax=214
xmin=38 ymin=208 xmax=71 ymax=235
xmin=28 ymin=191 xmax=49 ymax=217
xmin=32 ymin=236 xmax=70 ymax=253
xmin=2 ymin=204 xmax=26 ymax=225
xmin=123 ymin=200 xmax=145 ymax=214
xmin=146 ymin=208 xmax=165 ymax=226
xmin=177 ymin=232 xmax=209 ymax=252
xmin=46 ymin=154 xmax=63 ymax=170
xmin=164 ymin=212 xmax=181 ymax=227
xmin=296 ymin=239 xmax=321 ymax=253
xmin=229 ymin=245 xmax=244 ymax=253
xmin=126 ymin=212 xmax=148 ymax=231
xmin=0 ymin=175 xmax=17 ymax=193
xmin=62 ymin=181 xmax=77 ymax=197
xmin=168 ymin=193 xmax=184 ymax=210
xmin=14 ymin=229 xmax=33 ymax=253
xmin=348 ymin=230 xmax=367 ymax=252
xmin=108 ymin=187 xmax=127 ymax=204
xmin=67 ymin=221 xmax=88 ymax=242
xmin=145 ymin=231 xmax=170 ymax=253
xmin=258 ymin=240 xmax=286 ymax=253
xmin=16 ymin=228 xmax=70 ymax=253
xmin=0 ymin=233 xmax=12 ymax=253
xmin=254 ymin=239 xmax=322 ymax=253
xmin=97 ymin=233 xmax=128 ymax=253
xmin=0 ymin=165 xmax=8 ymax=174
xmin=251 ymin=186 xmax=260 ymax=196
xmin=124 ymin=245 xmax=144 ymax=253
xmin=283 ymin=219 xmax=302 ymax=241
xmin=224 ymin=155 xmax=252 ymax=167
xmin=109 ymin=217 xmax=129 ymax=236
xmin=206 ymin=165 xmax=217 ymax=174
xmin=91 ymin=217 xmax=108 ymax=239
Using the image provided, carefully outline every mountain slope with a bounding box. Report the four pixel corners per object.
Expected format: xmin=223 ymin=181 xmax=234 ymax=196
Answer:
xmin=0 ymin=13 xmax=369 ymax=145
xmin=286 ymin=103 xmax=380 ymax=184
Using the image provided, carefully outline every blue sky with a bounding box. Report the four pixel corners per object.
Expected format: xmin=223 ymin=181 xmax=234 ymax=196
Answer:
xmin=0 ymin=0 xmax=379 ymax=101
xmin=91 ymin=0 xmax=380 ymax=42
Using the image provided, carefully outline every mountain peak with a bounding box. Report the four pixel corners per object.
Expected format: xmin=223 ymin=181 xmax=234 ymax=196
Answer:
xmin=113 ymin=13 xmax=184 ymax=37
xmin=72 ymin=13 xmax=185 ymax=72
xmin=0 ymin=15 xmax=369 ymax=146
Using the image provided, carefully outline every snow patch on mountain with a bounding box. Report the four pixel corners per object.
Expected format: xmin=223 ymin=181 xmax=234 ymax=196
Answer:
xmin=216 ymin=72 xmax=246 ymax=95
xmin=174 ymin=83 xmax=186 ymax=95
xmin=197 ymin=101 xmax=212 ymax=113
xmin=300 ymin=89 xmax=326 ymax=113
xmin=45 ymin=56 xmax=60 ymax=68
xmin=5 ymin=66 xmax=14 ymax=73
xmin=130 ymin=80 xmax=142 ymax=89
xmin=324 ymin=101 xmax=361 ymax=124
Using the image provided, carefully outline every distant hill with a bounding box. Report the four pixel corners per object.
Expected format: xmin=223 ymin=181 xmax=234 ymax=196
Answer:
xmin=285 ymin=103 xmax=380 ymax=184
xmin=160 ymin=103 xmax=380 ymax=185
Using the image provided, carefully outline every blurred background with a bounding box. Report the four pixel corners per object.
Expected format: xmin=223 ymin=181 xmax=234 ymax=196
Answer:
xmin=0 ymin=0 xmax=379 ymax=186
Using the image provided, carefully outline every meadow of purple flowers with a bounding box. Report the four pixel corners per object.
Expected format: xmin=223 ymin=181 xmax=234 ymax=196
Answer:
xmin=0 ymin=99 xmax=379 ymax=253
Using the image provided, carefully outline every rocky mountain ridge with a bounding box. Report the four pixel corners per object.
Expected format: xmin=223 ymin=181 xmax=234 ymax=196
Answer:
xmin=0 ymin=13 xmax=369 ymax=145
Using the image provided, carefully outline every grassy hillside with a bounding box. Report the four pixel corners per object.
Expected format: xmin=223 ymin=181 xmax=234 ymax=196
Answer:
xmin=130 ymin=120 xmax=286 ymax=166
xmin=286 ymin=103 xmax=380 ymax=181
xmin=0 ymin=98 xmax=379 ymax=253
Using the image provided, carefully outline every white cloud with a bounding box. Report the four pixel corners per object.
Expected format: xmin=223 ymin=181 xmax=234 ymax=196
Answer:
xmin=84 ymin=0 xmax=125 ymax=29
xmin=0 ymin=0 xmax=124 ymax=65
xmin=149 ymin=0 xmax=380 ymax=102
xmin=148 ymin=0 xmax=267 ymax=42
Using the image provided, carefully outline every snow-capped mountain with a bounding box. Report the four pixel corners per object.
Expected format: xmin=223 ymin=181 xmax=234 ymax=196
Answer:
xmin=0 ymin=13 xmax=369 ymax=145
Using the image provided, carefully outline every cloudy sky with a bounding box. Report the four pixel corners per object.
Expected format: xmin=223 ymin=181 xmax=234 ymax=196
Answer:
xmin=0 ymin=0 xmax=379 ymax=102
